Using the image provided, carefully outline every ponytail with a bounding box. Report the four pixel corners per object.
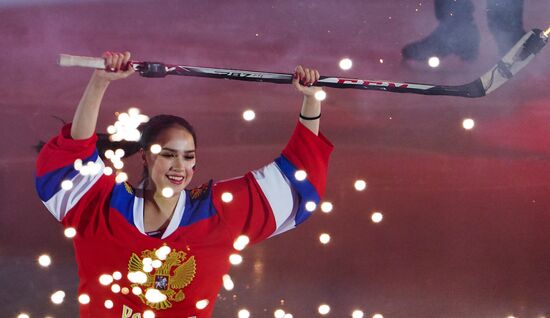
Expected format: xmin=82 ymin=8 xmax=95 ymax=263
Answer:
xmin=96 ymin=133 xmax=141 ymax=160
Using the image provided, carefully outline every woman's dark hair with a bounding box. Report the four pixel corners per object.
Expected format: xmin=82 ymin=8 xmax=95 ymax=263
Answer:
xmin=140 ymin=114 xmax=197 ymax=151
xmin=96 ymin=114 xmax=197 ymax=183
xmin=97 ymin=114 xmax=197 ymax=159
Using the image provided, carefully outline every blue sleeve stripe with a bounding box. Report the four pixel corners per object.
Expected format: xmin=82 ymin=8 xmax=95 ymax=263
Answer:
xmin=275 ymin=155 xmax=320 ymax=225
xmin=109 ymin=183 xmax=136 ymax=225
xmin=181 ymin=180 xmax=217 ymax=226
xmin=35 ymin=150 xmax=99 ymax=202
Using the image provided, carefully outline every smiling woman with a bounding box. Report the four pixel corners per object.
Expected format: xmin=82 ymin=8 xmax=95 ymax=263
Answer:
xmin=34 ymin=51 xmax=333 ymax=318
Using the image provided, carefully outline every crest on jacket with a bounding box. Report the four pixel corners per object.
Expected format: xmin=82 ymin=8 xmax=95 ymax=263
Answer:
xmin=127 ymin=244 xmax=196 ymax=310
xmin=190 ymin=181 xmax=211 ymax=201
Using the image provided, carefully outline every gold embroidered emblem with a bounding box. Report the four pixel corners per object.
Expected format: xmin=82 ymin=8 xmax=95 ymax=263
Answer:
xmin=127 ymin=244 xmax=196 ymax=310
xmin=123 ymin=182 xmax=134 ymax=195
xmin=190 ymin=182 xmax=209 ymax=200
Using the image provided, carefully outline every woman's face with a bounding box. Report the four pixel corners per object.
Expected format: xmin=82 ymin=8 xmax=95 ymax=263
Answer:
xmin=142 ymin=126 xmax=196 ymax=195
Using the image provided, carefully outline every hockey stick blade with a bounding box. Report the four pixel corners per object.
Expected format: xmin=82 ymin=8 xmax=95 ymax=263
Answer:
xmin=481 ymin=28 xmax=548 ymax=96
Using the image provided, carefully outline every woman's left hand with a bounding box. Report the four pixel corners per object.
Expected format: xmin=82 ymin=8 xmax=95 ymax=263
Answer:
xmin=293 ymin=65 xmax=322 ymax=97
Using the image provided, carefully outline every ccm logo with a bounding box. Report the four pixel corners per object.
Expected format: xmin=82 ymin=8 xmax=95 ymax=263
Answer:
xmin=337 ymin=79 xmax=408 ymax=88
xmin=224 ymin=72 xmax=262 ymax=78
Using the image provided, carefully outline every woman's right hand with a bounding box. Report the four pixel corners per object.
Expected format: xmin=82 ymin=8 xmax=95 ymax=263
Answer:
xmin=292 ymin=65 xmax=322 ymax=97
xmin=93 ymin=51 xmax=135 ymax=81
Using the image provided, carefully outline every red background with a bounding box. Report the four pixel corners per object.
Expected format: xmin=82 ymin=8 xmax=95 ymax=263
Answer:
xmin=1 ymin=1 xmax=549 ymax=317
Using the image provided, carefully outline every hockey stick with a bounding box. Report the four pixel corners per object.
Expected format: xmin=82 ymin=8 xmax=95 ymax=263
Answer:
xmin=59 ymin=27 xmax=548 ymax=98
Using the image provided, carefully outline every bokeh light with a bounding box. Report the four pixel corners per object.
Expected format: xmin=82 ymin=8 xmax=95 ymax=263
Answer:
xmin=51 ymin=290 xmax=65 ymax=305
xmin=238 ymin=309 xmax=251 ymax=318
xmin=145 ymin=288 xmax=167 ymax=303
xmin=294 ymin=170 xmax=307 ymax=181
xmin=132 ymin=286 xmax=143 ymax=295
xmin=320 ymin=201 xmax=333 ymax=213
xmin=111 ymin=284 xmax=121 ymax=293
xmin=339 ymin=58 xmax=353 ymax=70
xmin=233 ymin=235 xmax=250 ymax=251
xmin=156 ymin=246 xmax=171 ymax=260
xmin=103 ymin=167 xmax=113 ymax=175
xmin=113 ymin=271 xmax=122 ymax=280
xmin=74 ymin=158 xmax=83 ymax=170
xmin=354 ymin=180 xmax=367 ymax=191
xmin=222 ymin=192 xmax=234 ymax=203
xmin=428 ymin=56 xmax=440 ymax=68
xmin=115 ymin=172 xmax=128 ymax=183
xmin=115 ymin=148 xmax=125 ymax=158
xmin=104 ymin=150 xmax=114 ymax=159
xmin=78 ymin=293 xmax=90 ymax=305
xmin=38 ymin=254 xmax=51 ymax=267
xmin=463 ymin=118 xmax=475 ymax=130
xmin=64 ymin=227 xmax=77 ymax=238
xmin=352 ymin=310 xmax=364 ymax=318
xmin=99 ymin=274 xmax=114 ymax=286
xmin=161 ymin=187 xmax=174 ymax=198
xmin=314 ymin=90 xmax=327 ymax=101
xmin=243 ymin=110 xmax=256 ymax=121
xmin=150 ymin=144 xmax=162 ymax=154
xmin=229 ymin=254 xmax=243 ymax=265
xmin=319 ymin=233 xmax=331 ymax=244
xmin=371 ymin=211 xmax=383 ymax=223
xmin=108 ymin=108 xmax=149 ymax=142
xmin=318 ymin=304 xmax=331 ymax=315
xmin=152 ymin=259 xmax=162 ymax=269
xmin=196 ymin=299 xmax=209 ymax=310
xmin=104 ymin=300 xmax=114 ymax=309
xmin=61 ymin=180 xmax=73 ymax=190
xmin=143 ymin=310 xmax=155 ymax=318
xmin=223 ymin=274 xmax=235 ymax=291
xmin=305 ymin=201 xmax=317 ymax=212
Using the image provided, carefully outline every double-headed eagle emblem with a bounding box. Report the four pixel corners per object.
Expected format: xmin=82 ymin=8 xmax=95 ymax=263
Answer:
xmin=128 ymin=245 xmax=196 ymax=310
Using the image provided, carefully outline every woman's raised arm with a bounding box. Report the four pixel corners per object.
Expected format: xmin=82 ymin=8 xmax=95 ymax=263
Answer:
xmin=71 ymin=51 xmax=134 ymax=140
xmin=293 ymin=65 xmax=322 ymax=136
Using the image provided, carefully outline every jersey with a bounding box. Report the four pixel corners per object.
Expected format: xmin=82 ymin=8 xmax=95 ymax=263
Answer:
xmin=35 ymin=121 xmax=333 ymax=318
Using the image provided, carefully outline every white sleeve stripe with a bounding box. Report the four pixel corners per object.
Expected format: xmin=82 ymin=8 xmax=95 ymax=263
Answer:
xmin=251 ymin=162 xmax=298 ymax=237
xmin=42 ymin=157 xmax=105 ymax=221
xmin=269 ymin=189 xmax=299 ymax=238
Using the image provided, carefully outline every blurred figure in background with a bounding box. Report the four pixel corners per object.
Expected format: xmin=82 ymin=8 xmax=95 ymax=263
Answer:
xmin=402 ymin=0 xmax=525 ymax=61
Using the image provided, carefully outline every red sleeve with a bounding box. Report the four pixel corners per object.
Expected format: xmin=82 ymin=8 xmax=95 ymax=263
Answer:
xmin=213 ymin=122 xmax=334 ymax=245
xmin=35 ymin=123 xmax=114 ymax=226
xmin=36 ymin=123 xmax=98 ymax=176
